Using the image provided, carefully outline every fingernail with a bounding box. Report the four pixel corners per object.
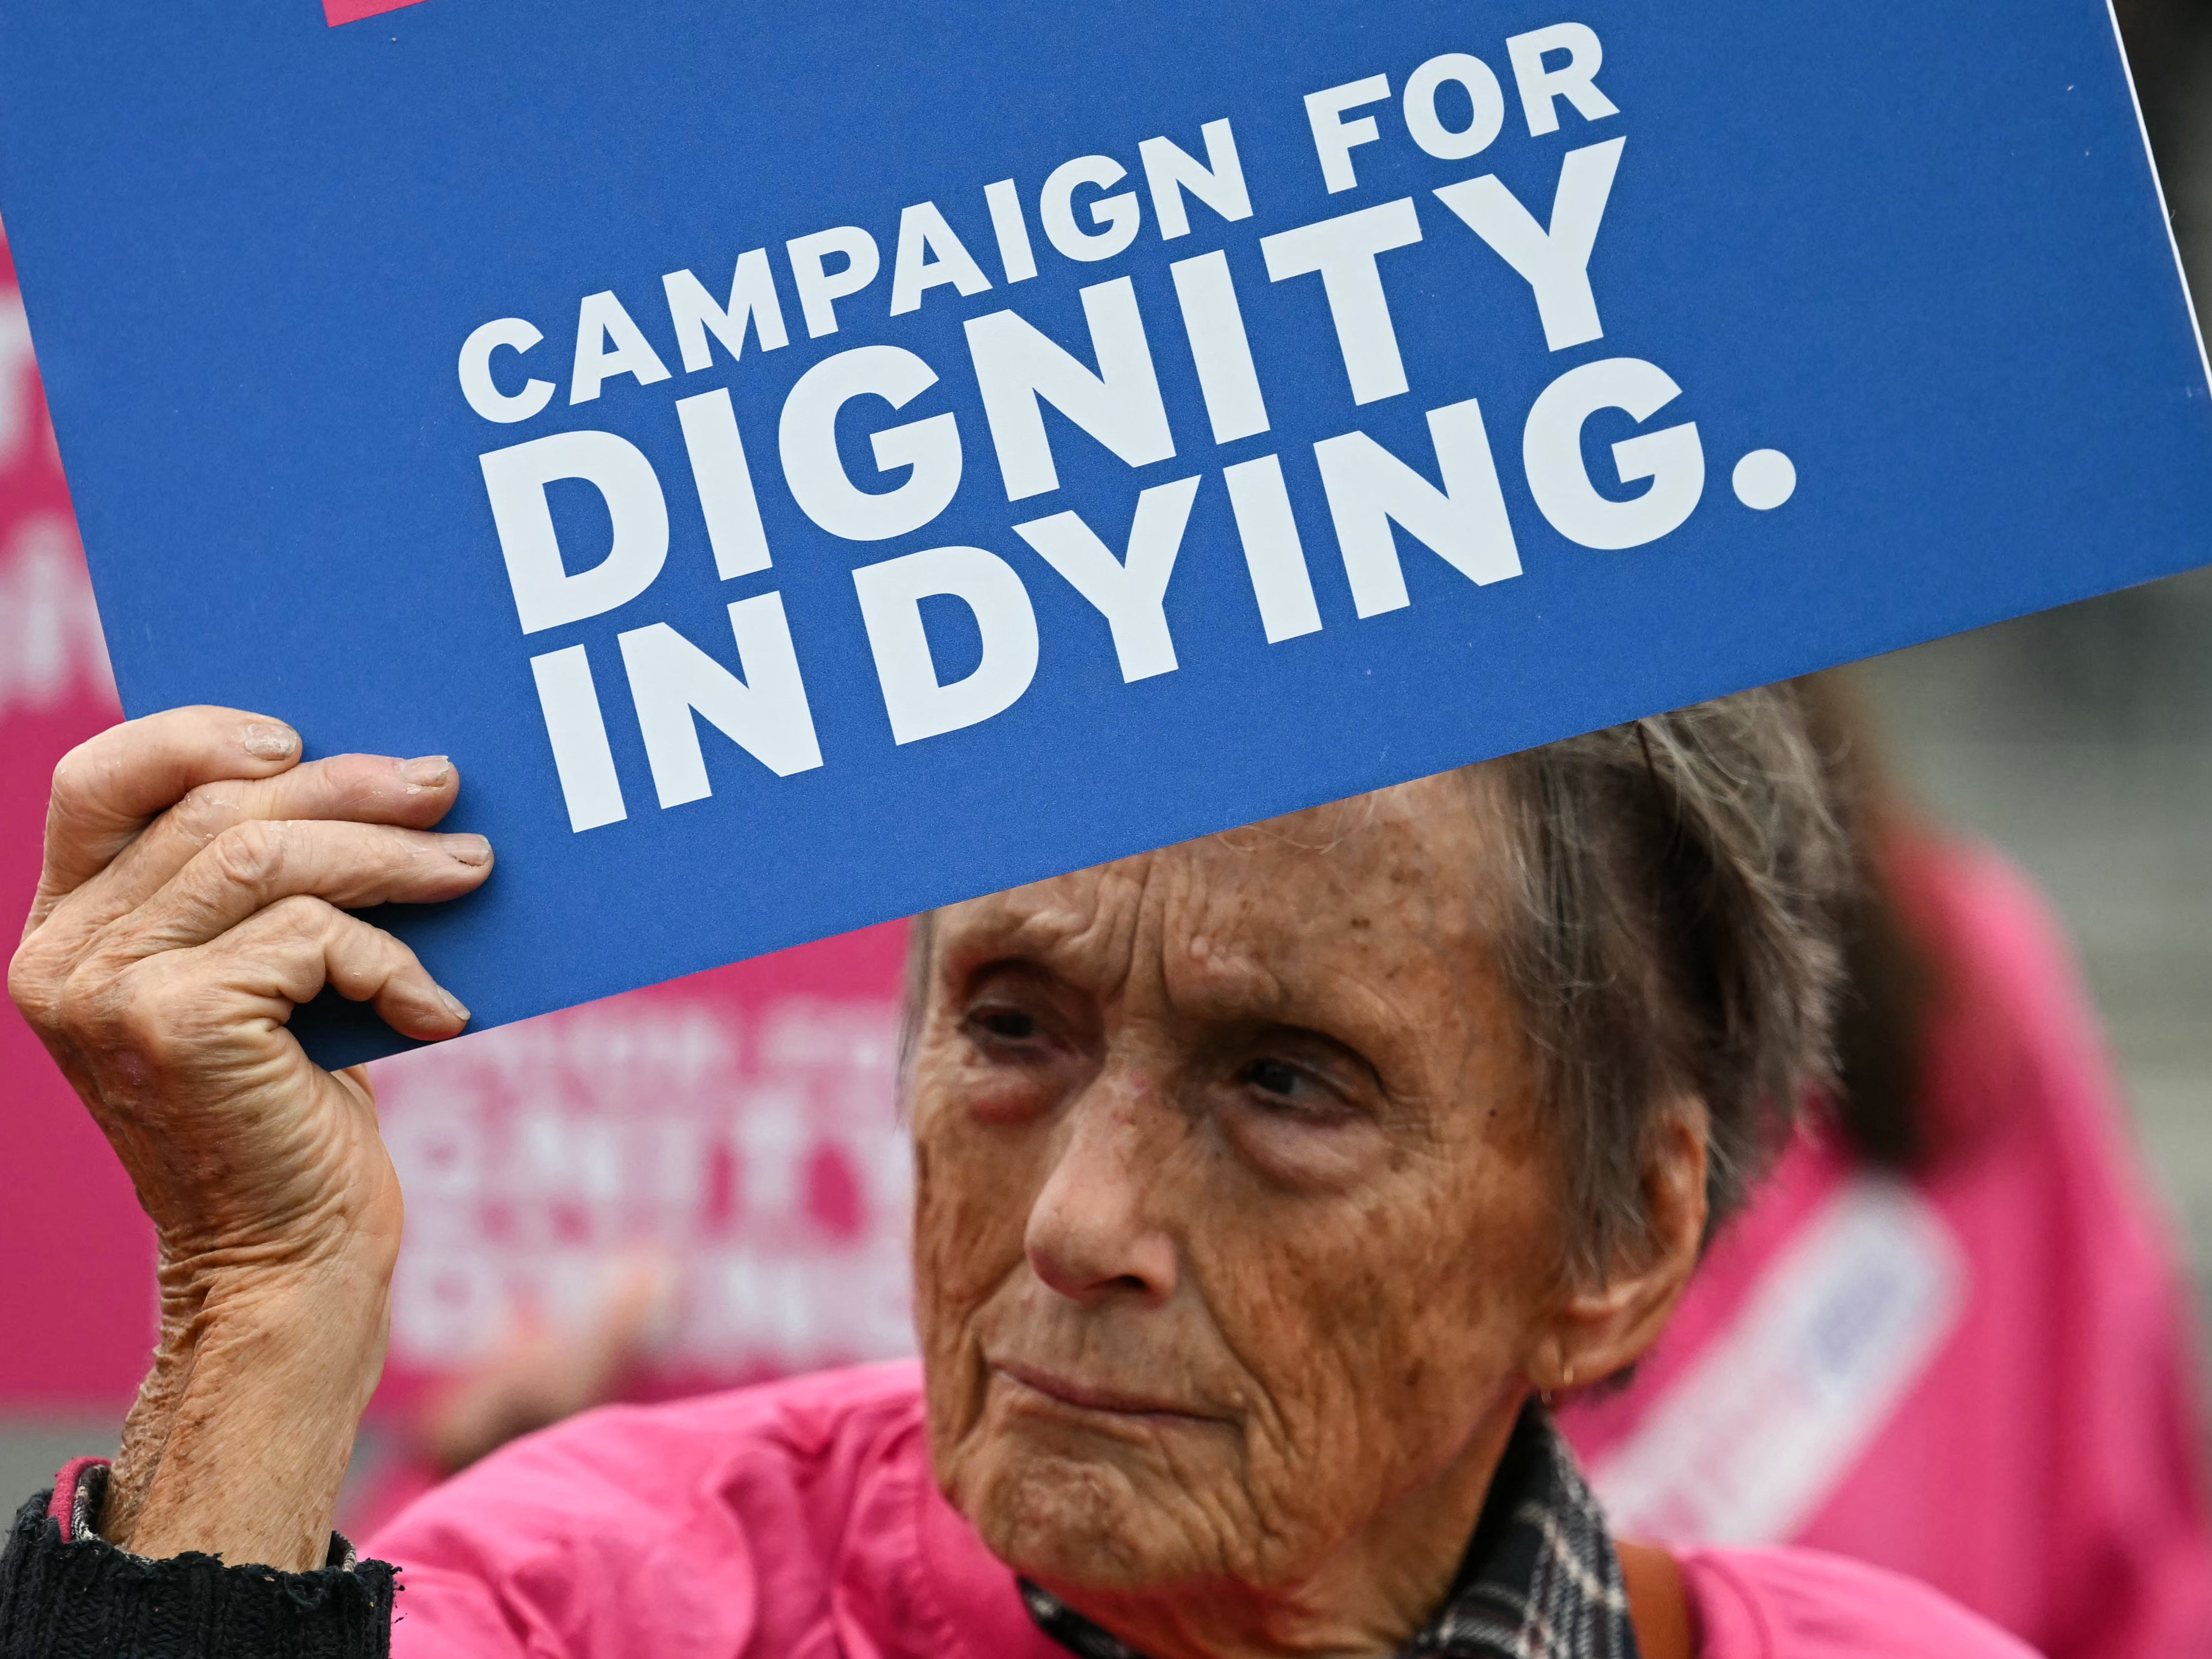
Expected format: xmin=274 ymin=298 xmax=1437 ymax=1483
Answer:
xmin=400 ymin=755 xmax=453 ymax=789
xmin=442 ymin=834 xmax=492 ymax=867
xmin=240 ymin=722 xmax=299 ymax=761
xmin=438 ymin=988 xmax=472 ymax=1025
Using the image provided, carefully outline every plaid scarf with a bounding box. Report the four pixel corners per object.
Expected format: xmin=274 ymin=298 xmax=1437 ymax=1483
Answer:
xmin=1019 ymin=1402 xmax=1638 ymax=1659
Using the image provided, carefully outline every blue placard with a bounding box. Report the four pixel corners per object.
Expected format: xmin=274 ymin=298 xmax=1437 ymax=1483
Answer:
xmin=0 ymin=0 xmax=2206 ymax=1065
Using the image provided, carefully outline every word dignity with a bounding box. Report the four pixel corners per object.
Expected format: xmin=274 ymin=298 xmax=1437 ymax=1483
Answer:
xmin=463 ymin=23 xmax=1796 ymax=832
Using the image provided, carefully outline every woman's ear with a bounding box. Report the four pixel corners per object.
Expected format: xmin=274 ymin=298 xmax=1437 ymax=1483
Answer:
xmin=1534 ymin=1099 xmax=1710 ymax=1394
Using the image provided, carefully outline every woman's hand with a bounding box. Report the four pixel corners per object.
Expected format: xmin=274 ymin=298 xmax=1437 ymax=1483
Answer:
xmin=8 ymin=706 xmax=494 ymax=1569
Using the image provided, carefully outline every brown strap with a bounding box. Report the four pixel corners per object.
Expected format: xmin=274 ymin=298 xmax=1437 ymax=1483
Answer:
xmin=1617 ymin=1540 xmax=1694 ymax=1659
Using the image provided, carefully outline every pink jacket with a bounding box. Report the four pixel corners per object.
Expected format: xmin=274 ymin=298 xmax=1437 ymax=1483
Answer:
xmin=1560 ymin=840 xmax=2212 ymax=1659
xmin=367 ymin=1361 xmax=2032 ymax=1659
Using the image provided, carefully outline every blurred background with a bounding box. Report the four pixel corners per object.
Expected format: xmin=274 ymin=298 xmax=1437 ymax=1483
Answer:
xmin=1853 ymin=0 xmax=2212 ymax=1294
xmin=2 ymin=0 xmax=2210 ymax=1544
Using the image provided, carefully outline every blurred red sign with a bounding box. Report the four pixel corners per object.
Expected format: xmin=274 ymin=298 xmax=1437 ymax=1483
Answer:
xmin=325 ymin=0 xmax=432 ymax=24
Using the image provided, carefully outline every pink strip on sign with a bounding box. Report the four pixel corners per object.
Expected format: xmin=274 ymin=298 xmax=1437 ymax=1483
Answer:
xmin=324 ymin=0 xmax=431 ymax=23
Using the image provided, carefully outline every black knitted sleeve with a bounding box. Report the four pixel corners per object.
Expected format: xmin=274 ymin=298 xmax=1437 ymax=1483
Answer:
xmin=0 ymin=1486 xmax=395 ymax=1659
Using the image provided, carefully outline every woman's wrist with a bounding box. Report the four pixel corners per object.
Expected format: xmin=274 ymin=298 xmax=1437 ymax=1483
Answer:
xmin=111 ymin=1252 xmax=393 ymax=1572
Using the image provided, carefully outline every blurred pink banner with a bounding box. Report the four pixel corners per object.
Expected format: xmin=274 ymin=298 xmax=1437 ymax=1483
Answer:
xmin=0 ymin=227 xmax=916 ymax=1416
xmin=369 ymin=924 xmax=914 ymax=1418
xmin=0 ymin=227 xmax=145 ymax=1412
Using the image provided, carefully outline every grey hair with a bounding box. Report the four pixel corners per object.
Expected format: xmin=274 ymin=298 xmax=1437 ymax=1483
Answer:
xmin=1488 ymin=683 xmax=1851 ymax=1281
xmin=899 ymin=682 xmax=1853 ymax=1283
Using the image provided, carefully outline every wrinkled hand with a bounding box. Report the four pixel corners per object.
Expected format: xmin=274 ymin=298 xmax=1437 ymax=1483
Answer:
xmin=12 ymin=704 xmax=490 ymax=1276
xmin=7 ymin=706 xmax=494 ymax=1565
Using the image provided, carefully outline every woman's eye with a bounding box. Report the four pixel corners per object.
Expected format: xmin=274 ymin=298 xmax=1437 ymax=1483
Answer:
xmin=1242 ymin=1058 xmax=1307 ymax=1100
xmin=972 ymin=1008 xmax=1038 ymax=1042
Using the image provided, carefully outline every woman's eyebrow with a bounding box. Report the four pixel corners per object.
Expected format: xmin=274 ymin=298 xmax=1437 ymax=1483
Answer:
xmin=958 ymin=956 xmax=1075 ymax=1000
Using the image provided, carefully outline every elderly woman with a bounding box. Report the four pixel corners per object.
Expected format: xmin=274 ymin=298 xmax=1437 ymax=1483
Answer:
xmin=1 ymin=695 xmax=2030 ymax=1659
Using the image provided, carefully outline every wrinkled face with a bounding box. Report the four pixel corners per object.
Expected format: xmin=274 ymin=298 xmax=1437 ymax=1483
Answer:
xmin=909 ymin=774 xmax=1572 ymax=1597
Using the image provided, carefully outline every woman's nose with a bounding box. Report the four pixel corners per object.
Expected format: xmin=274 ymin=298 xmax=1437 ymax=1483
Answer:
xmin=1022 ymin=1072 xmax=1180 ymax=1309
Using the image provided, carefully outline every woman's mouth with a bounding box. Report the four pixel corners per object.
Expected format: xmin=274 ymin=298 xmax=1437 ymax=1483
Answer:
xmin=990 ymin=1358 xmax=1222 ymax=1425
